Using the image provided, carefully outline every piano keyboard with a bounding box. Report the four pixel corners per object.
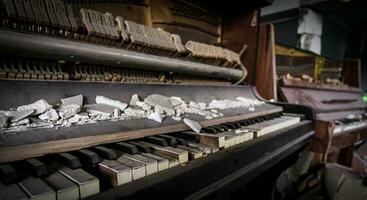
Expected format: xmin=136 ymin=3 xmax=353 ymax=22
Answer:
xmin=334 ymin=119 xmax=367 ymax=134
xmin=0 ymin=113 xmax=301 ymax=199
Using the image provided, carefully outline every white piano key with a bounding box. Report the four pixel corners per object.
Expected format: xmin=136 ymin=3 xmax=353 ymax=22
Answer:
xmin=121 ymin=154 xmax=158 ymax=175
xmin=49 ymin=162 xmax=99 ymax=199
xmin=98 ymin=160 xmax=132 ymax=187
xmin=43 ymin=171 xmax=79 ymax=200
xmin=19 ymin=177 xmax=56 ymax=200
xmin=140 ymin=153 xmax=169 ymax=171
xmin=115 ymin=156 xmax=146 ymax=180
xmin=138 ymin=141 xmax=188 ymax=164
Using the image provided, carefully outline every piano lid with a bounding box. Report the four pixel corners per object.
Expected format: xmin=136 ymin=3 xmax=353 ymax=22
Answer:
xmin=278 ymin=79 xmax=366 ymax=120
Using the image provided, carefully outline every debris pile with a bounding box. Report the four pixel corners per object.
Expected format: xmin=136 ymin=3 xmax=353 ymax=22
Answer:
xmin=0 ymin=94 xmax=264 ymax=133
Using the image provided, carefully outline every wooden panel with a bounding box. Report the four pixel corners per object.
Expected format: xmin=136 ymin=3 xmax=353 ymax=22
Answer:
xmin=222 ymin=10 xmax=259 ymax=85
xmin=255 ymin=24 xmax=276 ymax=100
xmin=341 ymin=58 xmax=362 ymax=89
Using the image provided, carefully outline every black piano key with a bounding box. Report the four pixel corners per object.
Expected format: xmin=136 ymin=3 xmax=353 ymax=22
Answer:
xmin=142 ymin=136 xmax=168 ymax=147
xmin=72 ymin=149 xmax=100 ymax=167
xmin=0 ymin=164 xmax=18 ymax=185
xmin=248 ymin=119 xmax=256 ymax=124
xmin=157 ymin=135 xmax=178 ymax=147
xmin=234 ymin=122 xmax=242 ymax=128
xmin=202 ymin=127 xmax=217 ymax=134
xmin=53 ymin=153 xmax=81 ymax=169
xmin=128 ymin=141 xmax=152 ymax=153
xmin=176 ymin=138 xmax=189 ymax=146
xmin=239 ymin=120 xmax=249 ymax=126
xmin=216 ymin=125 xmax=229 ymax=131
xmin=210 ymin=126 xmax=224 ymax=133
xmin=90 ymin=146 xmax=117 ymax=160
xmin=24 ymin=158 xmax=48 ymax=177
xmin=221 ymin=123 xmax=236 ymax=130
xmin=110 ymin=142 xmax=139 ymax=154
xmin=173 ymin=132 xmax=199 ymax=143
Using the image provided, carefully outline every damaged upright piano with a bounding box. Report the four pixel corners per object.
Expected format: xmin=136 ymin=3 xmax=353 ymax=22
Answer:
xmin=0 ymin=0 xmax=314 ymax=199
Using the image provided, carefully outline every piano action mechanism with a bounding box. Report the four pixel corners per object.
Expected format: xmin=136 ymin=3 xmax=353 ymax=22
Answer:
xmin=0 ymin=0 xmax=315 ymax=199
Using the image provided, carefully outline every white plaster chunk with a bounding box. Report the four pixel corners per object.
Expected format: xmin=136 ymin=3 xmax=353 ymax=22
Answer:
xmin=59 ymin=104 xmax=81 ymax=119
xmin=1 ymin=109 xmax=34 ymax=122
xmin=124 ymin=107 xmax=146 ymax=117
xmin=96 ymin=95 xmax=127 ymax=111
xmin=10 ymin=118 xmax=30 ymax=127
xmin=75 ymin=112 xmax=89 ymax=119
xmin=198 ymin=102 xmax=206 ymax=110
xmin=113 ymin=108 xmax=121 ymax=118
xmin=172 ymin=116 xmax=182 ymax=121
xmin=39 ymin=109 xmax=59 ymax=121
xmin=183 ymin=118 xmax=201 ymax=133
xmin=61 ymin=120 xmax=72 ymax=127
xmin=148 ymin=111 xmax=164 ymax=123
xmin=144 ymin=94 xmax=175 ymax=115
xmin=136 ymin=101 xmax=152 ymax=111
xmin=68 ymin=115 xmax=80 ymax=124
xmin=129 ymin=94 xmax=140 ymax=106
xmin=0 ymin=113 xmax=8 ymax=128
xmin=205 ymin=115 xmax=213 ymax=120
xmin=84 ymin=104 xmax=115 ymax=115
xmin=169 ymin=97 xmax=182 ymax=107
xmin=189 ymin=101 xmax=200 ymax=108
xmin=17 ymin=99 xmax=52 ymax=115
xmin=61 ymin=94 xmax=83 ymax=106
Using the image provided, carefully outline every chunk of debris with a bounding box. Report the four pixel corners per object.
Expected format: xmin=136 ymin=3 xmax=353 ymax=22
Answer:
xmin=1 ymin=109 xmax=34 ymax=122
xmin=124 ymin=107 xmax=146 ymax=117
xmin=96 ymin=95 xmax=127 ymax=111
xmin=136 ymin=101 xmax=152 ymax=111
xmin=10 ymin=118 xmax=30 ymax=127
xmin=172 ymin=116 xmax=182 ymax=121
xmin=0 ymin=113 xmax=8 ymax=128
xmin=39 ymin=109 xmax=59 ymax=121
xmin=183 ymin=118 xmax=201 ymax=133
xmin=61 ymin=95 xmax=83 ymax=106
xmin=113 ymin=108 xmax=121 ymax=118
xmin=17 ymin=99 xmax=52 ymax=115
xmin=84 ymin=104 xmax=115 ymax=115
xmin=148 ymin=111 xmax=164 ymax=123
xmin=75 ymin=112 xmax=89 ymax=119
xmin=68 ymin=115 xmax=80 ymax=124
xmin=129 ymin=94 xmax=140 ymax=106
xmin=169 ymin=97 xmax=183 ymax=107
xmin=144 ymin=94 xmax=175 ymax=115
xmin=59 ymin=104 xmax=81 ymax=119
